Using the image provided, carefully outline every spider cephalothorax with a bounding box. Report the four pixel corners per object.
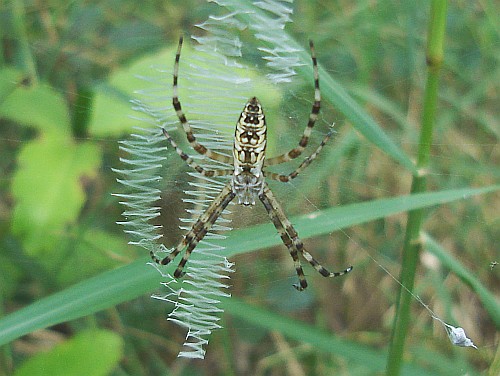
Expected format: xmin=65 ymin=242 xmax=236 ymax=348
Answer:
xmin=151 ymin=36 xmax=352 ymax=291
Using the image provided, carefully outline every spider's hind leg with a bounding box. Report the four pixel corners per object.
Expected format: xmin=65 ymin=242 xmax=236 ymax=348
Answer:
xmin=259 ymin=183 xmax=352 ymax=289
xmin=150 ymin=182 xmax=235 ymax=278
xmin=259 ymin=185 xmax=308 ymax=291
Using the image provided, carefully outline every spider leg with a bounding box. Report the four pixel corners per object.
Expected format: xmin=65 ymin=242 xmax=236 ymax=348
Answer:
xmin=265 ymin=40 xmax=320 ymax=167
xmin=162 ymin=128 xmax=233 ymax=177
xmin=173 ymin=36 xmax=232 ymax=165
xmin=259 ymin=186 xmax=308 ymax=290
xmin=260 ymin=183 xmax=352 ymax=289
xmin=151 ymin=182 xmax=235 ymax=278
xmin=265 ymin=128 xmax=332 ymax=182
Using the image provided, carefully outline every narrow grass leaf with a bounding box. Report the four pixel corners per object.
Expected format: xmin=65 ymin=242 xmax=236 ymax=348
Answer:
xmin=0 ymin=185 xmax=496 ymax=346
xmin=222 ymin=297 xmax=462 ymax=376
xmin=423 ymin=233 xmax=500 ymax=327
xmin=217 ymin=185 xmax=500 ymax=254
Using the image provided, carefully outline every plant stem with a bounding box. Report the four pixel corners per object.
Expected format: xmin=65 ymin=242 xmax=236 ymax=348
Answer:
xmin=11 ymin=0 xmax=38 ymax=84
xmin=386 ymin=1 xmax=448 ymax=375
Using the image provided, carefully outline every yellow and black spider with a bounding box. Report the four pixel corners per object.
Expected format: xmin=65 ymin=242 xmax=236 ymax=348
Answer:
xmin=151 ymin=36 xmax=352 ymax=291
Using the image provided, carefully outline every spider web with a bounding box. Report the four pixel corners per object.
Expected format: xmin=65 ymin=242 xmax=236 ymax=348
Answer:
xmin=0 ymin=0 xmax=495 ymax=372
xmin=119 ymin=0 xmax=481 ymax=359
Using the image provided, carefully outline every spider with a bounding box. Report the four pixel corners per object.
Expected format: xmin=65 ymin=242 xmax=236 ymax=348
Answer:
xmin=151 ymin=36 xmax=352 ymax=291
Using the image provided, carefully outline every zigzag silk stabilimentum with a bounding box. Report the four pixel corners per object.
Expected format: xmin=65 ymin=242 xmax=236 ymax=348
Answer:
xmin=116 ymin=0 xmax=302 ymax=358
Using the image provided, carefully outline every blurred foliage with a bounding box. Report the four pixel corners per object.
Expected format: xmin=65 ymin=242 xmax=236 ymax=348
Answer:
xmin=13 ymin=329 xmax=123 ymax=376
xmin=0 ymin=0 xmax=498 ymax=375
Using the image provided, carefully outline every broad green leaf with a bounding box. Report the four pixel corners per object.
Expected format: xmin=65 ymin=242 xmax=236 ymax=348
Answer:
xmin=0 ymin=185 xmax=497 ymax=347
xmin=14 ymin=330 xmax=123 ymax=376
xmin=0 ymin=68 xmax=26 ymax=101
xmin=89 ymin=44 xmax=186 ymax=137
xmin=89 ymin=76 xmax=147 ymax=137
xmin=11 ymin=137 xmax=102 ymax=256
xmin=89 ymin=43 xmax=280 ymax=137
xmin=0 ymin=73 xmax=70 ymax=136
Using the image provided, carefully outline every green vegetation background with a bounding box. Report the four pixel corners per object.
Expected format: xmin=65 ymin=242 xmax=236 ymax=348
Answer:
xmin=0 ymin=0 xmax=498 ymax=375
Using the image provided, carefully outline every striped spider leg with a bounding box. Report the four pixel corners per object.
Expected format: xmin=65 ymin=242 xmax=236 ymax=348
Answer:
xmin=151 ymin=36 xmax=352 ymax=290
xmin=259 ymin=184 xmax=352 ymax=290
xmin=264 ymin=40 xmax=322 ymax=168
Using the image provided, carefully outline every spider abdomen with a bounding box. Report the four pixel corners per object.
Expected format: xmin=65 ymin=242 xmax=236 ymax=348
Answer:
xmin=234 ymin=97 xmax=267 ymax=164
xmin=232 ymin=97 xmax=267 ymax=206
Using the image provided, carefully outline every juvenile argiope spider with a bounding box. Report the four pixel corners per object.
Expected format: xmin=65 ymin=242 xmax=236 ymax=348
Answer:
xmin=151 ymin=36 xmax=352 ymax=291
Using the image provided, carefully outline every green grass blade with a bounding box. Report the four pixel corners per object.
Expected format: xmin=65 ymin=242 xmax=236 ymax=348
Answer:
xmin=423 ymin=233 xmax=500 ymax=327
xmin=0 ymin=261 xmax=162 ymax=346
xmin=217 ymin=185 xmax=500 ymax=254
xmin=223 ymin=297 xmax=438 ymax=376
xmin=0 ymin=185 xmax=497 ymax=346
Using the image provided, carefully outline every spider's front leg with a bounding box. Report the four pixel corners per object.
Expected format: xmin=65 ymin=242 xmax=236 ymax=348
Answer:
xmin=172 ymin=36 xmax=232 ymax=165
xmin=162 ymin=128 xmax=233 ymax=177
xmin=265 ymin=126 xmax=334 ymax=183
xmin=151 ymin=182 xmax=235 ymax=278
xmin=264 ymin=40 xmax=321 ymax=167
